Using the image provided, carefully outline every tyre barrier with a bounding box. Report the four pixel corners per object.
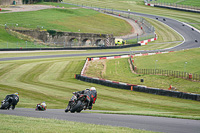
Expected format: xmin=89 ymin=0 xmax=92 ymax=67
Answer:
xmin=75 ymin=74 xmax=200 ymax=101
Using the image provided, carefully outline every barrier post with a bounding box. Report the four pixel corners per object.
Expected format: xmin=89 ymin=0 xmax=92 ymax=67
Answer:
xmin=131 ymin=86 xmax=133 ymax=91
xmin=189 ymin=74 xmax=192 ymax=79
xmin=168 ymin=85 xmax=172 ymax=90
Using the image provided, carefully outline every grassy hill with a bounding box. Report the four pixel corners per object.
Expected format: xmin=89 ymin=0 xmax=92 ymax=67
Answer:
xmin=0 ymin=2 xmax=132 ymax=48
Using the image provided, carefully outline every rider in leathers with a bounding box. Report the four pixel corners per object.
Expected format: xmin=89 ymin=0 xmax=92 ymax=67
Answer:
xmin=3 ymin=92 xmax=19 ymax=110
xmin=65 ymin=87 xmax=97 ymax=112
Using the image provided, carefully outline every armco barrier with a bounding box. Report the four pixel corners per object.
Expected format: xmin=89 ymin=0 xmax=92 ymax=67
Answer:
xmin=0 ymin=43 xmax=140 ymax=51
xmin=76 ymin=54 xmax=200 ymax=101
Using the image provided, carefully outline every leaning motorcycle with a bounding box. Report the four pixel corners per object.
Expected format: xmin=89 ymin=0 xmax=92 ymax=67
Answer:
xmin=0 ymin=98 xmax=12 ymax=110
xmin=65 ymin=93 xmax=89 ymax=113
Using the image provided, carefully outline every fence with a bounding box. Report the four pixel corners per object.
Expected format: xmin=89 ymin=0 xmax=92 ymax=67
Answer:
xmin=129 ymin=57 xmax=200 ymax=81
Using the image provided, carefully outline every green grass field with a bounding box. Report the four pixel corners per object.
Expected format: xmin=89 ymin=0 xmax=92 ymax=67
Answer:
xmin=0 ymin=9 xmax=132 ymax=35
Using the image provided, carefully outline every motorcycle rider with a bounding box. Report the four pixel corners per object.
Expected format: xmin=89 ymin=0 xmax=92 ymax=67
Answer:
xmin=65 ymin=87 xmax=97 ymax=112
xmin=35 ymin=102 xmax=47 ymax=111
xmin=3 ymin=92 xmax=19 ymax=110
xmin=87 ymin=87 xmax=97 ymax=110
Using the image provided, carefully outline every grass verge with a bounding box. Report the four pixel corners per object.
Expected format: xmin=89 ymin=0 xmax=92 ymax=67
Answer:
xmin=0 ymin=114 xmax=155 ymax=133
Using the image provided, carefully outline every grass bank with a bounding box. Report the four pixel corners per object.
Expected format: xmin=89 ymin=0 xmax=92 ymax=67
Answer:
xmin=0 ymin=6 xmax=132 ymax=35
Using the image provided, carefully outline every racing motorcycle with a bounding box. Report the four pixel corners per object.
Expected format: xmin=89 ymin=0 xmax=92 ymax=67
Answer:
xmin=65 ymin=93 xmax=89 ymax=113
xmin=35 ymin=104 xmax=46 ymax=111
xmin=0 ymin=98 xmax=12 ymax=110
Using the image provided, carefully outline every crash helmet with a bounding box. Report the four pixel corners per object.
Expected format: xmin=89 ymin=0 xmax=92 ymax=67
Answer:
xmin=41 ymin=102 xmax=46 ymax=106
xmin=90 ymin=87 xmax=96 ymax=91
xmin=14 ymin=92 xmax=19 ymax=96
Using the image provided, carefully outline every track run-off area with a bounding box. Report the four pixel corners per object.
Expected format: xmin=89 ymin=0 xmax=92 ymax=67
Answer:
xmin=0 ymin=5 xmax=200 ymax=133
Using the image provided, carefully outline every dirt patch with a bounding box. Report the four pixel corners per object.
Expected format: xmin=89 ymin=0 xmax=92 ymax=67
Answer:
xmin=83 ymin=60 xmax=107 ymax=78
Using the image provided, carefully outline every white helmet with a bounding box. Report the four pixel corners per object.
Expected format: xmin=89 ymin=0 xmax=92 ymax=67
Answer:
xmin=90 ymin=87 xmax=96 ymax=91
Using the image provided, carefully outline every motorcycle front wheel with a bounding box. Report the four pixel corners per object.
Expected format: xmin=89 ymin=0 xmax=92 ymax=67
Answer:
xmin=70 ymin=100 xmax=82 ymax=113
xmin=0 ymin=102 xmax=10 ymax=109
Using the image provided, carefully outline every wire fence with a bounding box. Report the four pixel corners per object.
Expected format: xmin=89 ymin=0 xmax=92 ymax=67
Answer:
xmin=129 ymin=57 xmax=200 ymax=81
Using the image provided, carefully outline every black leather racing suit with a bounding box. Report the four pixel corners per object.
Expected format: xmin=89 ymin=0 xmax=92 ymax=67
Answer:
xmin=4 ymin=94 xmax=19 ymax=110
xmin=76 ymin=90 xmax=97 ymax=109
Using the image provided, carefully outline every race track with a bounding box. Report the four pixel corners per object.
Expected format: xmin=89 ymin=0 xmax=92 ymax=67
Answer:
xmin=0 ymin=108 xmax=200 ymax=133
xmin=0 ymin=6 xmax=200 ymax=133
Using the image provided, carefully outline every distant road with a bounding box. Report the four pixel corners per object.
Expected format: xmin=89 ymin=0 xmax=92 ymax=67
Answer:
xmin=1 ymin=108 xmax=200 ymax=133
xmin=129 ymin=11 xmax=200 ymax=51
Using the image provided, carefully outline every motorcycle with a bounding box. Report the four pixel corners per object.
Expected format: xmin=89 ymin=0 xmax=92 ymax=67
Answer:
xmin=35 ymin=104 xmax=46 ymax=111
xmin=0 ymin=98 xmax=12 ymax=110
xmin=65 ymin=93 xmax=89 ymax=113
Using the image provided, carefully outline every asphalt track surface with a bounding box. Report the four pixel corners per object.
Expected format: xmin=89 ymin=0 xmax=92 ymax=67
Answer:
xmin=1 ymin=108 xmax=200 ymax=133
xmin=1 ymin=7 xmax=200 ymax=133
